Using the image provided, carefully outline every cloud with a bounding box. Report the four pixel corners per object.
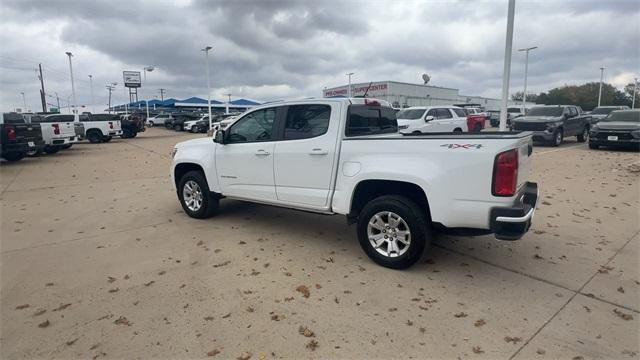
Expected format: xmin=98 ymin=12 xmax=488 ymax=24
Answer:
xmin=1 ymin=0 xmax=638 ymax=112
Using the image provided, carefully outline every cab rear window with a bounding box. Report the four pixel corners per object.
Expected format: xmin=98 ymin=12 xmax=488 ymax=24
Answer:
xmin=346 ymin=105 xmax=397 ymax=137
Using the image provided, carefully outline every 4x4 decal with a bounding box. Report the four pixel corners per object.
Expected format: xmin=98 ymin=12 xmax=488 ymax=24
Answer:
xmin=440 ymin=144 xmax=483 ymax=149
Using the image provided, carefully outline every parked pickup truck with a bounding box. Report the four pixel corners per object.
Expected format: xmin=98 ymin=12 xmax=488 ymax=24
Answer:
xmin=81 ymin=114 xmax=123 ymax=143
xmin=510 ymin=105 xmax=590 ymax=146
xmin=26 ymin=114 xmax=79 ymax=154
xmin=1 ymin=112 xmax=45 ymax=161
xmin=170 ymin=98 xmax=538 ymax=269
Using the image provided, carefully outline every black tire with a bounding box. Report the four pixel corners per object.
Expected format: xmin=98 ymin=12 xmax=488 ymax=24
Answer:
xmin=174 ymin=124 xmax=183 ymax=131
xmin=473 ymin=124 xmax=482 ymax=133
xmin=26 ymin=147 xmax=42 ymax=156
xmin=453 ymin=128 xmax=463 ymax=133
xmin=551 ymin=129 xmax=563 ymax=147
xmin=147 ymin=121 xmax=154 ymax=127
xmin=589 ymin=142 xmax=599 ymax=149
xmin=356 ymin=195 xmax=431 ymax=269
xmin=44 ymin=145 xmax=60 ymax=154
xmin=3 ymin=152 xmax=26 ymax=161
xmin=177 ymin=170 xmax=219 ymax=219
xmin=61 ymin=143 xmax=72 ymax=149
xmin=87 ymin=130 xmax=103 ymax=143
xmin=121 ymin=129 xmax=132 ymax=138
xmin=103 ymin=136 xmax=112 ymax=142
xmin=412 ymin=131 xmax=421 ymax=135
xmin=577 ymin=126 xmax=589 ymax=143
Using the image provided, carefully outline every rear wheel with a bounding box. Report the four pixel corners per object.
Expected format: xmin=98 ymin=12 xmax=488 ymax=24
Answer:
xmin=26 ymin=148 xmax=42 ymax=156
xmin=178 ymin=171 xmax=219 ymax=219
xmin=356 ymin=195 xmax=431 ymax=269
xmin=453 ymin=128 xmax=463 ymax=133
xmin=87 ymin=130 xmax=103 ymax=143
xmin=577 ymin=126 xmax=589 ymax=142
xmin=174 ymin=124 xmax=183 ymax=131
xmin=44 ymin=145 xmax=60 ymax=154
xmin=4 ymin=152 xmax=26 ymax=161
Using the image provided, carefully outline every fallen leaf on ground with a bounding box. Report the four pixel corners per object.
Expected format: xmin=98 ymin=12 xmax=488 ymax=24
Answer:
xmin=298 ymin=326 xmax=315 ymax=337
xmin=66 ymin=338 xmax=79 ymax=346
xmin=454 ymin=312 xmax=467 ymax=318
xmin=504 ymin=336 xmax=522 ymax=344
xmin=207 ymin=348 xmax=221 ymax=357
xmin=53 ymin=303 xmax=71 ymax=312
xmin=296 ymin=285 xmax=310 ymax=298
xmin=38 ymin=319 xmax=50 ymax=328
xmin=613 ymin=308 xmax=633 ymax=320
xmin=474 ymin=319 xmax=486 ymax=327
xmin=472 ymin=346 xmax=484 ymax=354
xmin=33 ymin=309 xmax=46 ymax=316
xmin=15 ymin=304 xmax=30 ymax=310
xmin=114 ymin=316 xmax=131 ymax=326
xmin=236 ymin=351 xmax=252 ymax=360
xmin=306 ymin=340 xmax=319 ymax=351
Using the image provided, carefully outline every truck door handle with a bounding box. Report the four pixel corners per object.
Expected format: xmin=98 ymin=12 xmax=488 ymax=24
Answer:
xmin=309 ymin=148 xmax=328 ymax=155
xmin=255 ymin=149 xmax=271 ymax=156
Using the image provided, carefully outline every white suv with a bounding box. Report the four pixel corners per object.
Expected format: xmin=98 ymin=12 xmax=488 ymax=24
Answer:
xmin=396 ymin=106 xmax=468 ymax=134
xmin=148 ymin=114 xmax=172 ymax=127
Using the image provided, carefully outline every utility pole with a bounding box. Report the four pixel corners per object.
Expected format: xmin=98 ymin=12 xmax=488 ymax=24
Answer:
xmin=20 ymin=91 xmax=27 ymax=112
xmin=226 ymin=93 xmax=231 ymax=114
xmin=518 ymin=46 xmax=538 ymax=114
xmin=38 ymin=64 xmax=46 ymax=112
xmin=346 ymin=72 xmax=354 ymax=98
xmin=597 ymin=67 xmax=605 ymax=107
xmin=202 ymin=45 xmax=213 ymax=130
xmin=88 ymin=75 xmax=95 ymax=113
xmin=106 ymin=84 xmax=116 ymax=114
xmin=498 ymin=0 xmax=516 ymax=132
xmin=65 ymin=52 xmax=77 ymax=117
xmin=633 ymin=77 xmax=638 ymax=109
xmin=159 ymin=88 xmax=166 ymax=102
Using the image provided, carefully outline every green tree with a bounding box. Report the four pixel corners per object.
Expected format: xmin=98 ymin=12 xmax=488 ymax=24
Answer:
xmin=510 ymin=91 xmax=538 ymax=102
xmin=534 ymin=82 xmax=631 ymax=110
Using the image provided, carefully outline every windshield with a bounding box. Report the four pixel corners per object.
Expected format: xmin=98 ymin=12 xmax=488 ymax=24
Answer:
xmin=601 ymin=111 xmax=640 ymax=123
xmin=527 ymin=107 xmax=563 ymax=117
xmin=591 ymin=107 xmax=616 ymax=115
xmin=396 ymin=109 xmax=425 ymax=120
xmin=507 ymin=108 xmax=521 ymax=113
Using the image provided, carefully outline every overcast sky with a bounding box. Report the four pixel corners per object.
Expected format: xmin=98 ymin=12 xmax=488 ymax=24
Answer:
xmin=1 ymin=0 xmax=638 ymax=112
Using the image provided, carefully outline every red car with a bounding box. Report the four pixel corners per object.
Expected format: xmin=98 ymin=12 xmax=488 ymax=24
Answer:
xmin=466 ymin=108 xmax=486 ymax=133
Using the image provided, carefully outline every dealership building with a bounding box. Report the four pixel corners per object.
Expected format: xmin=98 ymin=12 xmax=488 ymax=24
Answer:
xmin=322 ymin=80 xmax=531 ymax=110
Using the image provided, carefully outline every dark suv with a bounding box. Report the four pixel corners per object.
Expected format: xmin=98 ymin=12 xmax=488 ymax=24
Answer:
xmin=510 ymin=105 xmax=590 ymax=146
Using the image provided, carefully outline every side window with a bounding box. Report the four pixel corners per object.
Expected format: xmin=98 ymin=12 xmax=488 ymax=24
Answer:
xmin=570 ymin=107 xmax=578 ymax=116
xmin=284 ymin=105 xmax=331 ymax=140
xmin=227 ymin=108 xmax=276 ymax=143
xmin=426 ymin=109 xmax=437 ymax=118
xmin=452 ymin=109 xmax=467 ymax=117
xmin=436 ymin=108 xmax=453 ymax=119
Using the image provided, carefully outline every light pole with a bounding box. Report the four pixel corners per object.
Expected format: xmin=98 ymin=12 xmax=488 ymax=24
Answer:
xmin=143 ymin=66 xmax=155 ymax=121
xmin=632 ymin=77 xmax=637 ymax=109
xmin=20 ymin=91 xmax=27 ymax=112
xmin=346 ymin=72 xmax=354 ymax=98
xmin=498 ymin=0 xmax=516 ymax=132
xmin=88 ymin=74 xmax=95 ymax=113
xmin=65 ymin=52 xmax=77 ymax=117
xmin=597 ymin=67 xmax=605 ymax=107
xmin=518 ymin=46 xmax=537 ymax=114
xmin=202 ymin=46 xmax=213 ymax=130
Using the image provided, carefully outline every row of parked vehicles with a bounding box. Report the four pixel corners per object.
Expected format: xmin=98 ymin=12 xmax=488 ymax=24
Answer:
xmin=147 ymin=112 xmax=241 ymax=133
xmin=0 ymin=112 xmax=145 ymax=162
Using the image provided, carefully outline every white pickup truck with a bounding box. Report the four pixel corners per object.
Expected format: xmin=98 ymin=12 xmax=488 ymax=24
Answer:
xmin=80 ymin=114 xmax=123 ymax=143
xmin=170 ymin=98 xmax=538 ymax=269
xmin=26 ymin=114 xmax=78 ymax=154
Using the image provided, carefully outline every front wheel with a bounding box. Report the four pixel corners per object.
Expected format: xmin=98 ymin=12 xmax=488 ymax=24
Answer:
xmin=453 ymin=128 xmax=463 ymax=134
xmin=551 ymin=129 xmax=563 ymax=147
xmin=577 ymin=127 xmax=589 ymax=143
xmin=178 ymin=171 xmax=219 ymax=219
xmin=174 ymin=124 xmax=183 ymax=131
xmin=87 ymin=130 xmax=103 ymax=143
xmin=356 ymin=195 xmax=430 ymax=269
xmin=147 ymin=121 xmax=154 ymax=127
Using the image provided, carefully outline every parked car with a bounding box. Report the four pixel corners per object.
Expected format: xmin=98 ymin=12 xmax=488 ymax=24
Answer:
xmin=396 ymin=106 xmax=468 ymax=134
xmin=82 ymin=114 xmax=123 ymax=143
xmin=588 ymin=109 xmax=640 ymax=150
xmin=510 ymin=105 xmax=590 ymax=146
xmin=1 ymin=112 xmax=44 ymax=161
xmin=119 ymin=113 xmax=146 ymax=138
xmin=587 ymin=106 xmax=630 ymax=125
xmin=147 ymin=113 xmax=172 ymax=127
xmin=171 ymin=98 xmax=538 ymax=269
xmin=28 ymin=114 xmax=79 ymax=154
xmin=170 ymin=113 xmax=201 ymax=131
xmin=465 ymin=108 xmax=487 ymax=133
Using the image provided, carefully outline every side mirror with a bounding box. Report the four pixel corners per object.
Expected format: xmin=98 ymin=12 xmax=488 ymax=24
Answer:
xmin=213 ymin=129 xmax=225 ymax=144
xmin=425 ymin=115 xmax=435 ymax=122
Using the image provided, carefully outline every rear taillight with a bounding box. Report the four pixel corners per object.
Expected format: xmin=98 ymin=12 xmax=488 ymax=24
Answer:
xmin=6 ymin=127 xmax=16 ymax=141
xmin=108 ymin=121 xmax=114 ymax=129
xmin=52 ymin=123 xmax=60 ymax=135
xmin=492 ymin=149 xmax=518 ymax=196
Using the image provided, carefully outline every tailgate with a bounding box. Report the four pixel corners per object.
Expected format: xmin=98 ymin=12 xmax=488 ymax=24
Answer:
xmin=515 ymin=136 xmax=533 ymax=190
xmin=59 ymin=122 xmax=76 ymax=137
xmin=14 ymin=123 xmax=42 ymax=142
